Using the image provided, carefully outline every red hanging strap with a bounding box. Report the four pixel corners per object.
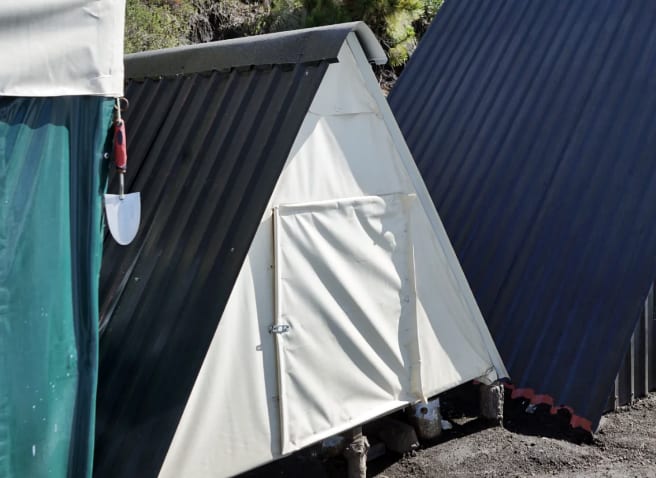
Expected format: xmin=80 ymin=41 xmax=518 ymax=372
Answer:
xmin=113 ymin=118 xmax=127 ymax=171
xmin=113 ymin=97 xmax=128 ymax=171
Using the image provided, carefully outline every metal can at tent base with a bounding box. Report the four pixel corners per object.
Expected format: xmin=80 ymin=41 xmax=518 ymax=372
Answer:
xmin=407 ymin=398 xmax=442 ymax=440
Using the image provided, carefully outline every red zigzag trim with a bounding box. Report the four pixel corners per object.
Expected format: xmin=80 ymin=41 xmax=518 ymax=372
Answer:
xmin=504 ymin=383 xmax=593 ymax=432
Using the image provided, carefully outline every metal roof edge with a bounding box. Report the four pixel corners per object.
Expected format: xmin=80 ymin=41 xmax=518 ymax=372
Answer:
xmin=349 ymin=22 xmax=387 ymax=65
xmin=125 ymin=22 xmax=386 ymax=80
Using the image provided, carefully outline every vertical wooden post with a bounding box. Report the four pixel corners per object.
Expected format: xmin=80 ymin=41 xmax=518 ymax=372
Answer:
xmin=343 ymin=427 xmax=369 ymax=478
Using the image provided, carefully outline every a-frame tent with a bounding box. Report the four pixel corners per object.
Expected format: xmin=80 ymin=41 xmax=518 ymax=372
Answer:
xmin=96 ymin=22 xmax=507 ymax=477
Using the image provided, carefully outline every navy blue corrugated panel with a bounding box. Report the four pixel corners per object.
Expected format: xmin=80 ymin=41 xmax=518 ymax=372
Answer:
xmin=607 ymin=284 xmax=656 ymax=411
xmin=95 ymin=62 xmax=328 ymax=477
xmin=389 ymin=0 xmax=656 ymax=429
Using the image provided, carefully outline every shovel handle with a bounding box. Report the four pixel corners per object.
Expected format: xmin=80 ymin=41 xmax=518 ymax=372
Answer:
xmin=114 ymin=119 xmax=127 ymax=171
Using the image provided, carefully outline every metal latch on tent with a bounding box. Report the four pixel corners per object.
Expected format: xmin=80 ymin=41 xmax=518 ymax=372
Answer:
xmin=269 ymin=324 xmax=290 ymax=334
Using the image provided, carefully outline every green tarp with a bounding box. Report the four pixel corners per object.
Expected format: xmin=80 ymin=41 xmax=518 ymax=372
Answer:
xmin=0 ymin=97 xmax=112 ymax=477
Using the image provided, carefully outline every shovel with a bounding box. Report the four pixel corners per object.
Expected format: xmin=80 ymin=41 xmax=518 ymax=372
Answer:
xmin=105 ymin=99 xmax=140 ymax=246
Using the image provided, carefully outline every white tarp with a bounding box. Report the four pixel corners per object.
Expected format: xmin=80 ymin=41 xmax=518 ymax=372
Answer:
xmin=0 ymin=0 xmax=125 ymax=96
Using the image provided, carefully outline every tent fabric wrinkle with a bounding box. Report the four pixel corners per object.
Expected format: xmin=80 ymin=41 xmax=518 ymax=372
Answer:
xmin=0 ymin=96 xmax=112 ymax=478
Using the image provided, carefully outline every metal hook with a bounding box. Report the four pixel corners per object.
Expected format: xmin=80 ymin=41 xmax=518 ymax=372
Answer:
xmin=114 ymin=97 xmax=129 ymax=121
xmin=113 ymin=97 xmax=129 ymax=110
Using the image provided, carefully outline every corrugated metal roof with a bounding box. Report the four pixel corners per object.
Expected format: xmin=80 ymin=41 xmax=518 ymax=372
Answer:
xmin=94 ymin=37 xmax=334 ymax=478
xmin=124 ymin=21 xmax=386 ymax=79
xmin=389 ymin=0 xmax=656 ymax=431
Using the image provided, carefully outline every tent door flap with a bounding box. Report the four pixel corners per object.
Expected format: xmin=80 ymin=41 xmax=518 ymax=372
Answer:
xmin=272 ymin=194 xmax=421 ymax=454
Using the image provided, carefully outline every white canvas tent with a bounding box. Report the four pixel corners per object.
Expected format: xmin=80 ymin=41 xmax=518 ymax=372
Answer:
xmin=95 ymin=23 xmax=507 ymax=478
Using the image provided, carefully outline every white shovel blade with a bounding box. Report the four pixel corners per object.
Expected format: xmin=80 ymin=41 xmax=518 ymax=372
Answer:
xmin=104 ymin=193 xmax=141 ymax=245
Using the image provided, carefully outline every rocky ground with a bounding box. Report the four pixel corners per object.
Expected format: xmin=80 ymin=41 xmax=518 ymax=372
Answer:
xmin=243 ymin=387 xmax=656 ymax=478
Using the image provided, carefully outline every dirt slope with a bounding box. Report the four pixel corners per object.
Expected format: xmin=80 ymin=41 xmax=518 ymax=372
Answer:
xmin=371 ymin=394 xmax=656 ymax=478
xmin=244 ymin=392 xmax=656 ymax=478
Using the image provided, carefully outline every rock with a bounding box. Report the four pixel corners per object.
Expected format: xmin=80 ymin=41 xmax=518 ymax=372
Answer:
xmin=377 ymin=417 xmax=420 ymax=454
xmin=596 ymin=416 xmax=609 ymax=434
xmin=320 ymin=435 xmax=346 ymax=458
xmin=479 ymin=381 xmax=504 ymax=424
xmin=366 ymin=442 xmax=387 ymax=462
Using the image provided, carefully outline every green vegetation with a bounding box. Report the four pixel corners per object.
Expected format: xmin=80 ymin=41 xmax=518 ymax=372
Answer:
xmin=124 ymin=0 xmax=195 ymax=53
xmin=125 ymin=0 xmax=445 ymax=67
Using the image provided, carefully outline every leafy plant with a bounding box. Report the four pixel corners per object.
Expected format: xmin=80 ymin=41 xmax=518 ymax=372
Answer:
xmin=125 ymin=0 xmax=446 ymax=66
xmin=124 ymin=0 xmax=195 ymax=53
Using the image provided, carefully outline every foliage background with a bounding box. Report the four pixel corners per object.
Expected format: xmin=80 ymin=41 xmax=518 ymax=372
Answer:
xmin=125 ymin=0 xmax=445 ymax=73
